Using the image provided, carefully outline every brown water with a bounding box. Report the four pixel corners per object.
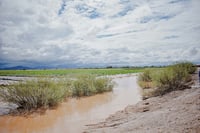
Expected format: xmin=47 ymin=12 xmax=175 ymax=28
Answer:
xmin=0 ymin=75 xmax=141 ymax=133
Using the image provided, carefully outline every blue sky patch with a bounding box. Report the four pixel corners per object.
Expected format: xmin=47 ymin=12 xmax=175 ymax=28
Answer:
xmin=114 ymin=1 xmax=136 ymax=17
xmin=96 ymin=29 xmax=143 ymax=38
xmin=88 ymin=11 xmax=101 ymax=19
xmin=76 ymin=4 xmax=89 ymax=13
xmin=140 ymin=14 xmax=175 ymax=23
xmin=58 ymin=0 xmax=66 ymax=15
xmin=140 ymin=16 xmax=152 ymax=23
xmin=156 ymin=14 xmax=175 ymax=21
xmin=75 ymin=4 xmax=101 ymax=19
xmin=117 ymin=5 xmax=134 ymax=16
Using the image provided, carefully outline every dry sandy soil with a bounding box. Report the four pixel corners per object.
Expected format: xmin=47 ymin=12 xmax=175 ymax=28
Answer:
xmin=85 ymin=77 xmax=200 ymax=133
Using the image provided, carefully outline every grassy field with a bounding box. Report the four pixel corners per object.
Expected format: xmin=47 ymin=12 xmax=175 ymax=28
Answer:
xmin=0 ymin=68 xmax=144 ymax=76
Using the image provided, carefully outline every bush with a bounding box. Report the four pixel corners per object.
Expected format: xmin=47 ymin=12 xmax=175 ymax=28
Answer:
xmin=0 ymin=75 xmax=114 ymax=111
xmin=71 ymin=75 xmax=113 ymax=97
xmin=138 ymin=69 xmax=159 ymax=89
xmin=94 ymin=78 xmax=113 ymax=93
xmin=0 ymin=79 xmax=68 ymax=110
xmin=138 ymin=62 xmax=195 ymax=98
xmin=171 ymin=62 xmax=196 ymax=74
xmin=138 ymin=69 xmax=152 ymax=82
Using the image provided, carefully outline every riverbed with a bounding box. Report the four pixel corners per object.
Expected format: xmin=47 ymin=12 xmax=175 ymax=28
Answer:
xmin=0 ymin=75 xmax=141 ymax=133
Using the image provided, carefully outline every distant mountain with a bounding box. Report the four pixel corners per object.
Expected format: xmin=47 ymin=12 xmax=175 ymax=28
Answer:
xmin=0 ymin=66 xmax=32 ymax=70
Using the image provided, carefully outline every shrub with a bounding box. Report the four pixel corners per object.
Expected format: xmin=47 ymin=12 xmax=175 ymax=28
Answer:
xmin=138 ymin=69 xmax=159 ymax=89
xmin=138 ymin=69 xmax=152 ymax=82
xmin=71 ymin=75 xmax=95 ymax=97
xmin=171 ymin=62 xmax=196 ymax=74
xmin=94 ymin=78 xmax=113 ymax=93
xmin=0 ymin=79 xmax=68 ymax=110
xmin=71 ymin=75 xmax=113 ymax=97
xmin=0 ymin=75 xmax=114 ymax=111
xmin=138 ymin=62 xmax=195 ymax=98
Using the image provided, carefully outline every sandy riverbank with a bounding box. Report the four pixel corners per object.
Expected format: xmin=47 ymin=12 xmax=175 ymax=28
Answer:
xmin=85 ymin=74 xmax=200 ymax=133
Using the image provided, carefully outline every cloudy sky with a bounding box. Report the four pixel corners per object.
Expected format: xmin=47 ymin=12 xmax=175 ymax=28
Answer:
xmin=0 ymin=0 xmax=200 ymax=68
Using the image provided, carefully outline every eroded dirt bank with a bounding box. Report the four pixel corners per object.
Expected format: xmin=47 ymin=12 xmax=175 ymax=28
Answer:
xmin=85 ymin=86 xmax=200 ymax=133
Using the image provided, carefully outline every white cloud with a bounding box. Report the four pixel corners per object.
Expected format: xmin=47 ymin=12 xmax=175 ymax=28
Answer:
xmin=0 ymin=0 xmax=200 ymax=68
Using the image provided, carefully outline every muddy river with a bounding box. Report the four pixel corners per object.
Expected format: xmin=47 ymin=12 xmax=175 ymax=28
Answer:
xmin=0 ymin=75 xmax=141 ymax=133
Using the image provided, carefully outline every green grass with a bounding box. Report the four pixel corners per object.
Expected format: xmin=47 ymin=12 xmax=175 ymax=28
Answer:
xmin=0 ymin=68 xmax=144 ymax=76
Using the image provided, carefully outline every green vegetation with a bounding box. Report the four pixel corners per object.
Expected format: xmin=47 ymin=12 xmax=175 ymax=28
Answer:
xmin=0 ymin=75 xmax=114 ymax=111
xmin=138 ymin=62 xmax=196 ymax=99
xmin=71 ymin=75 xmax=113 ymax=97
xmin=0 ymin=79 xmax=68 ymax=110
xmin=0 ymin=68 xmax=143 ymax=76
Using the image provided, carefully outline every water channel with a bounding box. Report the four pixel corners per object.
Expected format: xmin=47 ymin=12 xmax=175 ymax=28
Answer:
xmin=0 ymin=75 xmax=141 ymax=133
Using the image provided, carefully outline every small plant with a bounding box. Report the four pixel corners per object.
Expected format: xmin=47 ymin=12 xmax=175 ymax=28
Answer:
xmin=138 ymin=69 xmax=158 ymax=89
xmin=95 ymin=78 xmax=113 ymax=93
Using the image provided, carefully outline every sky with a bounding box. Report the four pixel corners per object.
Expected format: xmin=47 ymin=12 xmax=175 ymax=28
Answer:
xmin=0 ymin=0 xmax=200 ymax=68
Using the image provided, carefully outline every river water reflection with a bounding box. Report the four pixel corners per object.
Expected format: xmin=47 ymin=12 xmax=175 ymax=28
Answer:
xmin=0 ymin=75 xmax=141 ymax=133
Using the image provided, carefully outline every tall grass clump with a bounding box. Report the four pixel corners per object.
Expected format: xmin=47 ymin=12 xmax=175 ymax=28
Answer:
xmin=0 ymin=75 xmax=114 ymax=112
xmin=138 ymin=69 xmax=158 ymax=89
xmin=138 ymin=69 xmax=152 ymax=82
xmin=71 ymin=75 xmax=113 ymax=97
xmin=138 ymin=62 xmax=196 ymax=98
xmin=0 ymin=79 xmax=68 ymax=110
